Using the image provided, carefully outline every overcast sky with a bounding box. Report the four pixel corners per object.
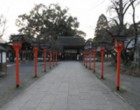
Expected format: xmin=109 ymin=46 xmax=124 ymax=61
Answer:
xmin=0 ymin=0 xmax=139 ymax=41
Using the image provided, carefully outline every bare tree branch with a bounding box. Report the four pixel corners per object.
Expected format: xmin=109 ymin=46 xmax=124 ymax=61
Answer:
xmin=0 ymin=15 xmax=7 ymax=38
xmin=123 ymin=0 xmax=137 ymax=14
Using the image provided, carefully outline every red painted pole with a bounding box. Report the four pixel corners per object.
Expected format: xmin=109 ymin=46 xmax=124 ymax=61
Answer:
xmin=116 ymin=50 xmax=121 ymax=90
xmin=100 ymin=48 xmax=105 ymax=79
xmin=114 ymin=40 xmax=124 ymax=91
xmin=43 ymin=49 xmax=47 ymax=72
xmin=34 ymin=48 xmax=38 ymax=77
xmin=93 ymin=50 xmax=96 ymax=72
xmin=15 ymin=49 xmax=20 ymax=88
xmin=13 ymin=43 xmax=21 ymax=88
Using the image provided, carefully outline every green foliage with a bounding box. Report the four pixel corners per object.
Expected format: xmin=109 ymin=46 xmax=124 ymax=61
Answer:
xmin=16 ymin=4 xmax=80 ymax=41
xmin=127 ymin=21 xmax=140 ymax=37
xmin=94 ymin=14 xmax=112 ymax=42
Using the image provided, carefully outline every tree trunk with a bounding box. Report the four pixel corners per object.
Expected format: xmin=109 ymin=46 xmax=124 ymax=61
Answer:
xmin=130 ymin=0 xmax=139 ymax=68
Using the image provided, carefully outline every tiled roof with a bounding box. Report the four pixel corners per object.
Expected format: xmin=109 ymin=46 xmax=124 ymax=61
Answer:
xmin=0 ymin=45 xmax=6 ymax=51
xmin=10 ymin=34 xmax=36 ymax=44
xmin=57 ymin=36 xmax=85 ymax=47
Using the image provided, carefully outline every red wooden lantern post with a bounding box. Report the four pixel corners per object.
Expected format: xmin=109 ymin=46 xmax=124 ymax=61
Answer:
xmin=33 ymin=47 xmax=39 ymax=77
xmin=100 ymin=47 xmax=105 ymax=79
xmin=13 ymin=41 xmax=22 ymax=88
xmin=43 ymin=49 xmax=47 ymax=72
xmin=93 ymin=49 xmax=96 ymax=72
xmin=114 ymin=36 xmax=125 ymax=90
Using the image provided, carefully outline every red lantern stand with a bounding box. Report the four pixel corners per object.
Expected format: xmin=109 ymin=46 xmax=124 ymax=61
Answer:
xmin=49 ymin=50 xmax=52 ymax=69
xmin=33 ymin=47 xmax=39 ymax=77
xmin=100 ymin=47 xmax=105 ymax=79
xmin=13 ymin=41 xmax=22 ymax=88
xmin=93 ymin=49 xmax=96 ymax=72
xmin=115 ymin=40 xmax=124 ymax=90
xmin=43 ymin=49 xmax=47 ymax=72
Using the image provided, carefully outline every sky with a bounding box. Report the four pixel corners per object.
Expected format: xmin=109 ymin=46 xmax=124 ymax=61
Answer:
xmin=0 ymin=0 xmax=139 ymax=41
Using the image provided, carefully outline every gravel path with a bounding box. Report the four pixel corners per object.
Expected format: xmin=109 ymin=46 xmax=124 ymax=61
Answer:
xmin=0 ymin=61 xmax=135 ymax=110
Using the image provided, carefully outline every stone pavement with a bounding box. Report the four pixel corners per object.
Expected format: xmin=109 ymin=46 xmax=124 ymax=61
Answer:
xmin=0 ymin=61 xmax=135 ymax=110
xmin=0 ymin=61 xmax=52 ymax=108
xmin=93 ymin=62 xmax=140 ymax=110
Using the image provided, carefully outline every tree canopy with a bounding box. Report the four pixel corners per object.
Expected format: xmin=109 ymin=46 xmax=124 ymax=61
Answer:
xmin=108 ymin=0 xmax=138 ymax=35
xmin=16 ymin=4 xmax=82 ymax=41
xmin=94 ymin=14 xmax=112 ymax=42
